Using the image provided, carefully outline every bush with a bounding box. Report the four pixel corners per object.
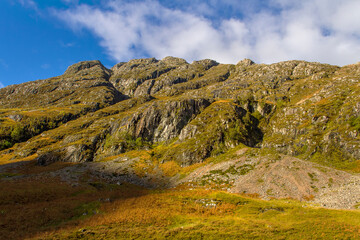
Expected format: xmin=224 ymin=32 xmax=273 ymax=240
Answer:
xmin=349 ymin=116 xmax=360 ymax=131
xmin=0 ymin=140 xmax=12 ymax=150
xmin=226 ymin=120 xmax=245 ymax=142
xmin=104 ymin=132 xmax=151 ymax=152
xmin=10 ymin=125 xmax=25 ymax=142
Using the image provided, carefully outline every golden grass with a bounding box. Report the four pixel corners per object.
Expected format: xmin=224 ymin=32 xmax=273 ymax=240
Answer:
xmin=125 ymin=149 xmax=152 ymax=160
xmin=132 ymin=160 xmax=154 ymax=178
xmin=352 ymin=160 xmax=360 ymax=173
xmin=312 ymin=97 xmax=332 ymax=106
xmin=180 ymin=161 xmax=207 ymax=174
xmin=160 ymin=161 xmax=182 ymax=177
xmin=101 ymin=150 xmax=152 ymax=163
xmin=29 ymin=186 xmax=360 ymax=240
xmin=0 ymin=153 xmax=38 ymax=166
xmin=0 ymin=178 xmax=147 ymax=240
xmin=1 ymin=174 xmax=358 ymax=240
xmin=213 ymin=99 xmax=231 ymax=104
xmin=0 ymin=152 xmax=16 ymax=165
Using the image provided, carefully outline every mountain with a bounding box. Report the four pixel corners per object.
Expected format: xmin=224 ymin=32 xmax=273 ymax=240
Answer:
xmin=1 ymin=57 xmax=360 ymax=193
xmin=0 ymin=57 xmax=360 ymax=239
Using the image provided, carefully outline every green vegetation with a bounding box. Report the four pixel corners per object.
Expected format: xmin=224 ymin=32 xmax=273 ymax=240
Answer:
xmin=1 ymin=178 xmax=358 ymax=240
xmin=0 ymin=140 xmax=12 ymax=150
xmin=0 ymin=119 xmax=54 ymax=150
xmin=104 ymin=132 xmax=151 ymax=152
xmin=0 ymin=108 xmax=84 ymax=150
xmin=349 ymin=116 xmax=360 ymax=132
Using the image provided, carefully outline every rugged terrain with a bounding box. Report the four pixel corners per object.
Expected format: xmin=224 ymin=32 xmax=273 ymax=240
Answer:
xmin=0 ymin=57 xmax=360 ymax=239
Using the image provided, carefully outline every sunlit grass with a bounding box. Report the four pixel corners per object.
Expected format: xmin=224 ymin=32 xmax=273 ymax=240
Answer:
xmin=0 ymin=177 xmax=358 ymax=240
xmin=0 ymin=152 xmax=38 ymax=165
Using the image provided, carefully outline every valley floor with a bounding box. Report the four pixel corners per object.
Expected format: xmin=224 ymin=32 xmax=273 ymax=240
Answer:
xmin=0 ymin=174 xmax=360 ymax=240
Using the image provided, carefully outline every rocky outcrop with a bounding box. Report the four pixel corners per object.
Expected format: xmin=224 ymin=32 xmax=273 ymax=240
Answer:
xmin=109 ymin=57 xmax=181 ymax=96
xmin=109 ymin=57 xmax=220 ymax=97
xmin=126 ymin=98 xmax=211 ymax=142
xmin=179 ymin=152 xmax=360 ymax=207
xmin=64 ymin=60 xmax=112 ymax=77
xmin=0 ymin=60 xmax=125 ymax=109
xmin=0 ymin=57 xmax=358 ymax=174
xmin=261 ymin=67 xmax=360 ymax=163
xmin=0 ymin=60 xmax=128 ymax=151
xmin=159 ymin=101 xmax=263 ymax=166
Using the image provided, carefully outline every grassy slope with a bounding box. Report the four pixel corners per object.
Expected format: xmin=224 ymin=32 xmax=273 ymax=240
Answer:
xmin=0 ymin=177 xmax=359 ymax=240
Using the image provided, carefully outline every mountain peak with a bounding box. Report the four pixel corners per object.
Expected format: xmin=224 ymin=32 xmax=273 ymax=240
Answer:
xmin=236 ymin=58 xmax=255 ymax=67
xmin=64 ymin=60 xmax=110 ymax=76
xmin=161 ymin=56 xmax=188 ymax=66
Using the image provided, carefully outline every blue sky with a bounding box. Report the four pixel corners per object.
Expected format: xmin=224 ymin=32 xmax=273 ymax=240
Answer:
xmin=1 ymin=0 xmax=360 ymax=88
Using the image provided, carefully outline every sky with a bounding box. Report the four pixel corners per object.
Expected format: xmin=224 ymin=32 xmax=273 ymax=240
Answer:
xmin=1 ymin=0 xmax=360 ymax=88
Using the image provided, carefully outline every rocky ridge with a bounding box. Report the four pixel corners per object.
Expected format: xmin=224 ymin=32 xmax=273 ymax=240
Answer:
xmin=0 ymin=57 xmax=359 ymax=209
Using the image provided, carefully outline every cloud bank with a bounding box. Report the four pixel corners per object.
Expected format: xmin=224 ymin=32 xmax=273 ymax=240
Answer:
xmin=54 ymin=0 xmax=360 ymax=65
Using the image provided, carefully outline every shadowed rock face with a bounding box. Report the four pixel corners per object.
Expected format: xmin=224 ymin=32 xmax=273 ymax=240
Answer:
xmin=126 ymin=98 xmax=211 ymax=142
xmin=0 ymin=57 xmax=359 ymax=171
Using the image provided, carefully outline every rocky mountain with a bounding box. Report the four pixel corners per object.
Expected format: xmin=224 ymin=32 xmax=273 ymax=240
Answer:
xmin=0 ymin=57 xmax=359 ymax=208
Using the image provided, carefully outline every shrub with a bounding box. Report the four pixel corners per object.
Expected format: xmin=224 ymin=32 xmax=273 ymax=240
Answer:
xmin=10 ymin=125 xmax=26 ymax=142
xmin=104 ymin=132 xmax=151 ymax=152
xmin=0 ymin=140 xmax=12 ymax=150
xmin=349 ymin=116 xmax=360 ymax=131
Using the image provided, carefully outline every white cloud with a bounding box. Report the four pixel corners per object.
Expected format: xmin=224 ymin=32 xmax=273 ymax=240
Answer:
xmin=0 ymin=82 xmax=4 ymax=89
xmin=54 ymin=0 xmax=360 ymax=65
xmin=18 ymin=0 xmax=38 ymax=11
xmin=61 ymin=0 xmax=79 ymax=3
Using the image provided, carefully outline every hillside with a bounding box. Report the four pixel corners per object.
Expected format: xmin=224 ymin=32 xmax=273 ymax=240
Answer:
xmin=0 ymin=57 xmax=360 ymax=239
